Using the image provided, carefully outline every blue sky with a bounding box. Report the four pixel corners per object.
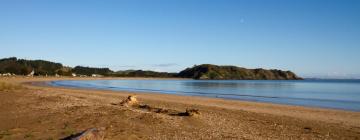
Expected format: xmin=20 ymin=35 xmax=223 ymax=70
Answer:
xmin=1 ymin=0 xmax=360 ymax=78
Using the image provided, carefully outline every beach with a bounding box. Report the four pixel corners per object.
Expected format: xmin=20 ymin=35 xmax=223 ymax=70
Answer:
xmin=0 ymin=77 xmax=360 ymax=140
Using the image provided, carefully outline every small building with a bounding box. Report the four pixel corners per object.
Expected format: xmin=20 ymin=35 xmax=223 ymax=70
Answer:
xmin=27 ymin=70 xmax=35 ymax=77
xmin=72 ymin=73 xmax=77 ymax=77
xmin=91 ymin=74 xmax=103 ymax=77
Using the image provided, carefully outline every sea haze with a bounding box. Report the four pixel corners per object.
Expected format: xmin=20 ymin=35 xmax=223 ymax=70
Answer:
xmin=51 ymin=79 xmax=360 ymax=111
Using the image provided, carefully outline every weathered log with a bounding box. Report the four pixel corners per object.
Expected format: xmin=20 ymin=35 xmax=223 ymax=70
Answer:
xmin=61 ymin=128 xmax=104 ymax=140
xmin=120 ymin=95 xmax=138 ymax=107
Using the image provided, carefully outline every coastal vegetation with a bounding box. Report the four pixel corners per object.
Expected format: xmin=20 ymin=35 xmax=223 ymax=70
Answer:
xmin=0 ymin=82 xmax=24 ymax=91
xmin=0 ymin=57 xmax=63 ymax=76
xmin=177 ymin=64 xmax=302 ymax=80
xmin=113 ymin=70 xmax=177 ymax=78
xmin=72 ymin=66 xmax=113 ymax=76
xmin=0 ymin=57 xmax=302 ymax=80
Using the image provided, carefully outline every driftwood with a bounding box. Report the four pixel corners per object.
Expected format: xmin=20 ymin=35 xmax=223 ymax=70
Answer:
xmin=181 ymin=109 xmax=200 ymax=116
xmin=116 ymin=95 xmax=200 ymax=117
xmin=139 ymin=104 xmax=169 ymax=113
xmin=120 ymin=95 xmax=138 ymax=107
xmin=61 ymin=128 xmax=104 ymax=140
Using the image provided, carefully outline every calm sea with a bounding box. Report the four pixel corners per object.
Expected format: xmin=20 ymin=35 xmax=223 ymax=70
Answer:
xmin=50 ymin=79 xmax=360 ymax=111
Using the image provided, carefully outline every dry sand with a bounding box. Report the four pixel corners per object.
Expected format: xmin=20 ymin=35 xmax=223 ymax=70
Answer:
xmin=0 ymin=77 xmax=360 ymax=140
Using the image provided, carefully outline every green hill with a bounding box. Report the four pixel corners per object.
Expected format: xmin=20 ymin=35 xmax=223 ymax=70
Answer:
xmin=177 ymin=64 xmax=302 ymax=80
xmin=120 ymin=70 xmax=176 ymax=77
xmin=72 ymin=66 xmax=113 ymax=76
xmin=0 ymin=57 xmax=302 ymax=80
xmin=0 ymin=57 xmax=175 ymax=77
xmin=0 ymin=57 xmax=64 ymax=76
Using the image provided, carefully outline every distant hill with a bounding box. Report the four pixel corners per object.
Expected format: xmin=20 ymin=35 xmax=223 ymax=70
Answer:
xmin=0 ymin=57 xmax=64 ymax=76
xmin=72 ymin=66 xmax=113 ymax=76
xmin=0 ymin=57 xmax=175 ymax=77
xmin=114 ymin=70 xmax=177 ymax=78
xmin=0 ymin=57 xmax=302 ymax=80
xmin=177 ymin=64 xmax=302 ymax=80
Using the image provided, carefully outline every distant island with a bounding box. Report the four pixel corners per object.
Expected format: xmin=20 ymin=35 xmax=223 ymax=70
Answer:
xmin=0 ymin=57 xmax=302 ymax=80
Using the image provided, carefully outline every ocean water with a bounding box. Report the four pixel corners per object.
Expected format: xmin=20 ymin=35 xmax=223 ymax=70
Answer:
xmin=50 ymin=79 xmax=360 ymax=111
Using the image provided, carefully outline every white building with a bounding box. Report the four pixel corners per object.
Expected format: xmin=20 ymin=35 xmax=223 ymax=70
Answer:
xmin=92 ymin=74 xmax=103 ymax=77
xmin=27 ymin=70 xmax=35 ymax=77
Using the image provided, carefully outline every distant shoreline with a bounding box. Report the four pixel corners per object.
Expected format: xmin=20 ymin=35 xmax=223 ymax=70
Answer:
xmin=1 ymin=57 xmax=302 ymax=80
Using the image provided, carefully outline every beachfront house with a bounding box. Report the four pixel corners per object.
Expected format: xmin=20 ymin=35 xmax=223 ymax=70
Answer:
xmin=27 ymin=70 xmax=35 ymax=77
xmin=91 ymin=74 xmax=103 ymax=77
xmin=0 ymin=73 xmax=14 ymax=77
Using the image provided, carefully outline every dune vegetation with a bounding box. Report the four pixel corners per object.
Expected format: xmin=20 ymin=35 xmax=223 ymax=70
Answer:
xmin=0 ymin=82 xmax=24 ymax=91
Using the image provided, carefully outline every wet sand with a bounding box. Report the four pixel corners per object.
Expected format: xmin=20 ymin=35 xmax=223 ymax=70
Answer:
xmin=0 ymin=77 xmax=360 ymax=140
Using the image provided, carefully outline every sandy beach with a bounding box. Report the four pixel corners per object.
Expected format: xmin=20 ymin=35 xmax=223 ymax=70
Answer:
xmin=0 ymin=77 xmax=360 ymax=140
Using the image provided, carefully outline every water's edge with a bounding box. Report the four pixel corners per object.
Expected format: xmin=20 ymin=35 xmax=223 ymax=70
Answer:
xmin=49 ymin=79 xmax=360 ymax=112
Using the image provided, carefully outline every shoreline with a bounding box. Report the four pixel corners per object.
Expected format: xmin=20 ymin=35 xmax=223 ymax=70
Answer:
xmin=47 ymin=78 xmax=360 ymax=112
xmin=1 ymin=77 xmax=360 ymax=139
xmin=17 ymin=77 xmax=360 ymax=125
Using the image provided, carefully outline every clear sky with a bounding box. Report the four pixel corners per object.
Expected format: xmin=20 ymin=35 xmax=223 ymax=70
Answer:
xmin=1 ymin=0 xmax=360 ymax=78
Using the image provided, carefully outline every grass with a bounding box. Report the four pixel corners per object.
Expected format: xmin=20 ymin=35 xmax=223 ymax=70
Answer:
xmin=0 ymin=130 xmax=11 ymax=139
xmin=61 ymin=122 xmax=77 ymax=137
xmin=0 ymin=82 xmax=24 ymax=91
xmin=24 ymin=133 xmax=34 ymax=139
